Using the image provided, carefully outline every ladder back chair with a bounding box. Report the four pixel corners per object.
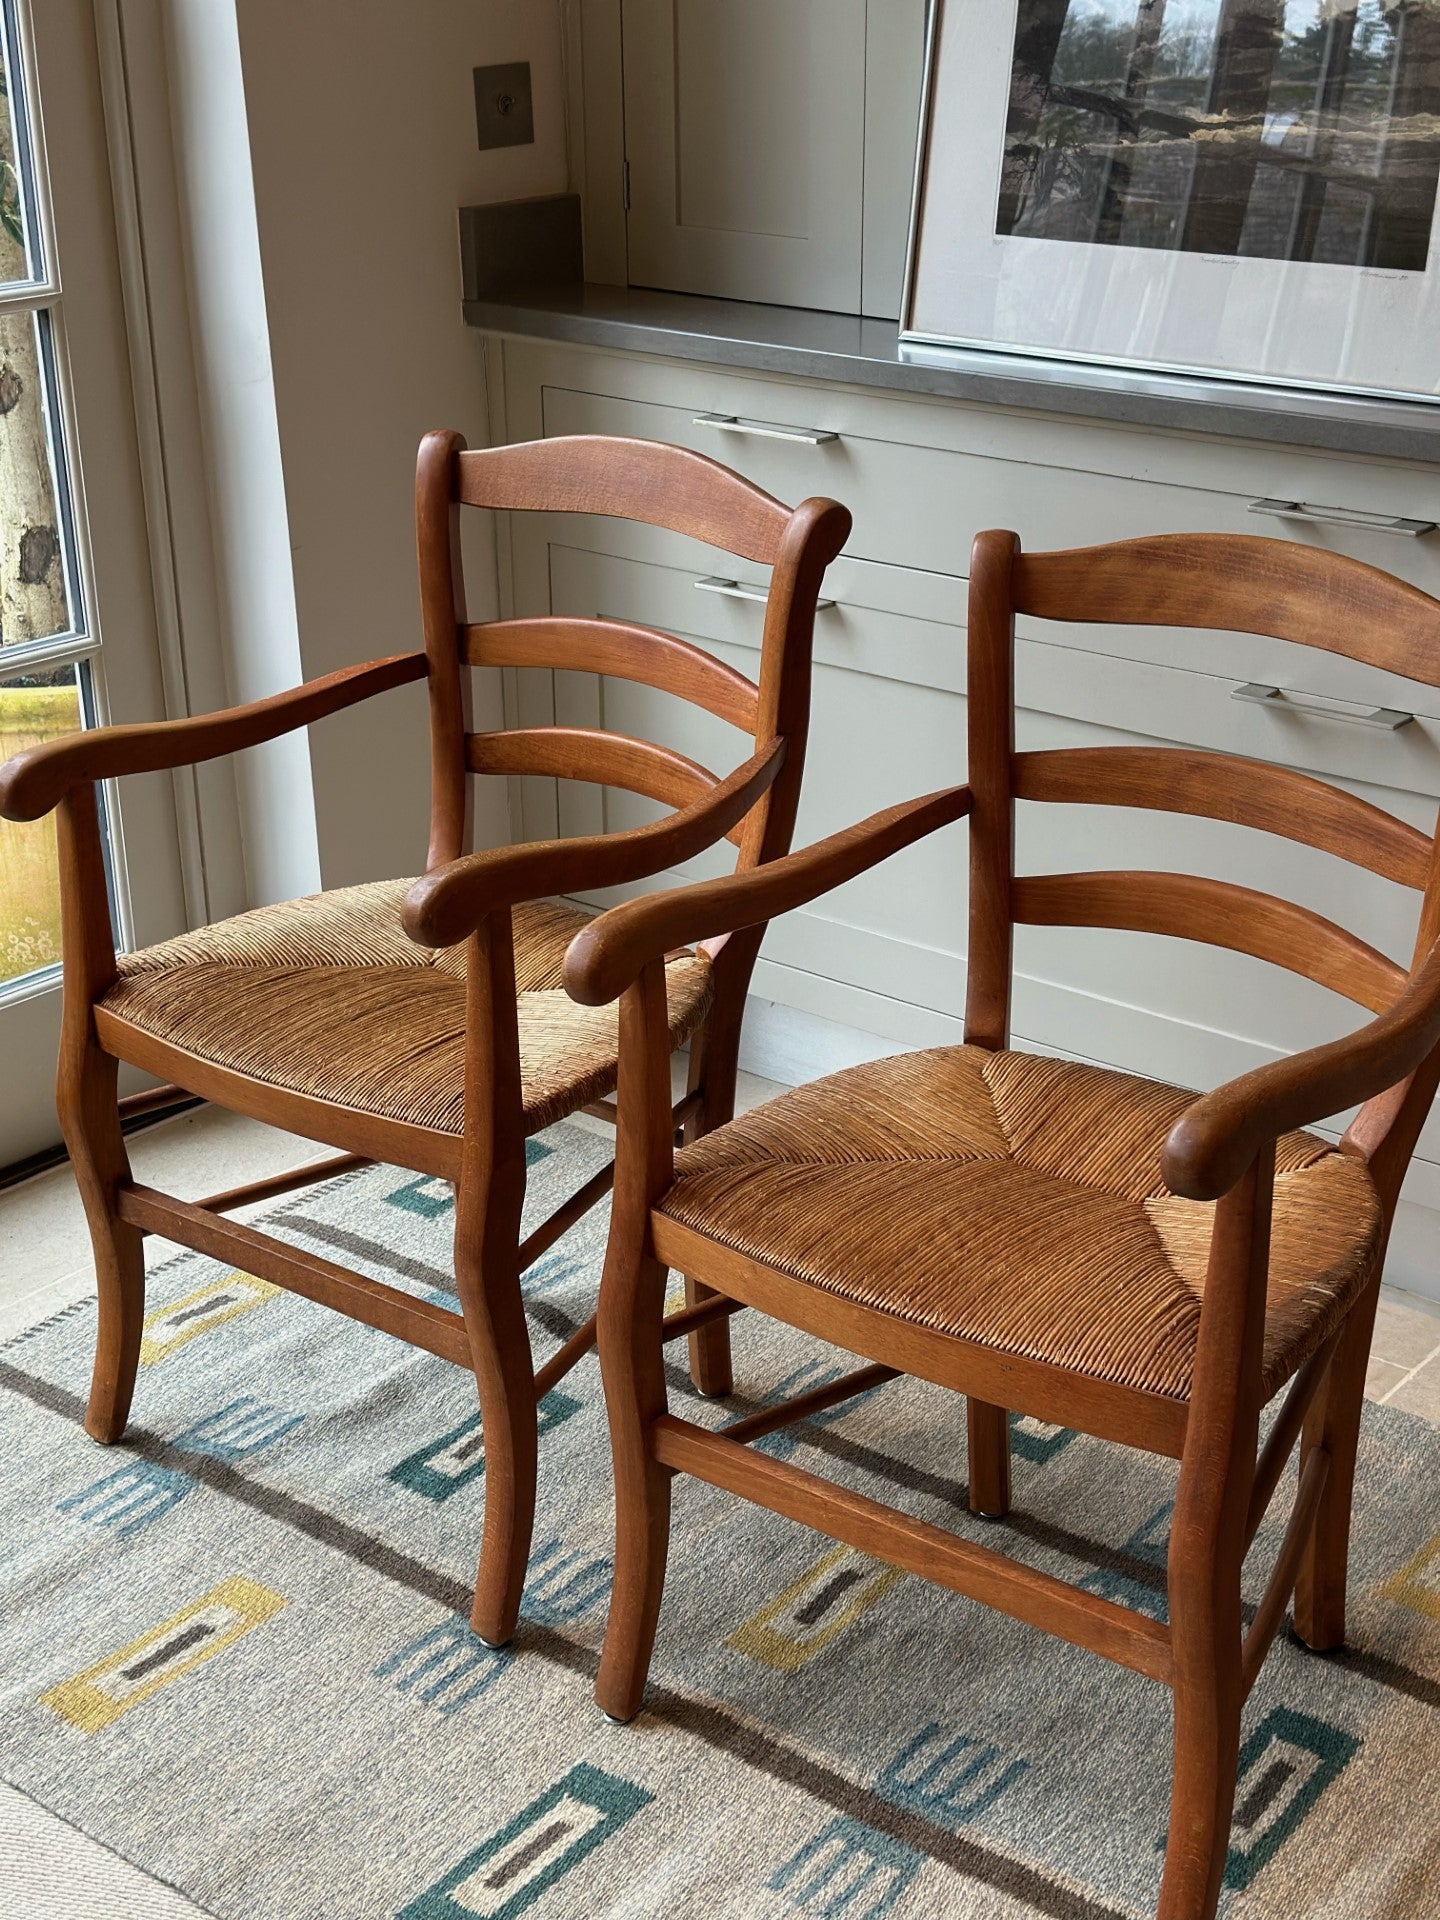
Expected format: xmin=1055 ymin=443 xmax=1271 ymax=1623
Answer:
xmin=0 ymin=430 xmax=849 ymax=1647
xmin=567 ymin=531 xmax=1440 ymax=1920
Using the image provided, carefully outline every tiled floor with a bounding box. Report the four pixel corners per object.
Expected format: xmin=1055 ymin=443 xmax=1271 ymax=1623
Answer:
xmin=0 ymin=1071 xmax=786 ymax=1336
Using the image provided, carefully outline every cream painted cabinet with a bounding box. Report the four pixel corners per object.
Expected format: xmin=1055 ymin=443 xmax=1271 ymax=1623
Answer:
xmin=480 ymin=331 xmax=1440 ymax=1295
xmin=617 ymin=0 xmax=924 ymax=316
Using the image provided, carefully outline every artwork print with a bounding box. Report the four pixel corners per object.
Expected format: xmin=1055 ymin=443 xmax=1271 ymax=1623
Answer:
xmin=902 ymin=0 xmax=1440 ymax=401
xmin=997 ymin=1 xmax=1440 ymax=273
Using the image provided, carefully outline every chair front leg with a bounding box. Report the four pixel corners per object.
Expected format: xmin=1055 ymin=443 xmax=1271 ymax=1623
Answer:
xmin=54 ymin=788 xmax=144 ymax=1444
xmin=596 ymin=961 xmax=679 ymax=1721
xmin=1159 ymin=1157 xmax=1270 ymax=1920
xmin=456 ymin=913 xmax=535 ymax=1648
xmin=595 ymin=1239 xmax=672 ymax=1721
xmin=1162 ymin=1538 xmax=1244 ymax=1920
xmin=62 ymin=1038 xmax=145 ymax=1445
xmin=1293 ymin=1268 xmax=1383 ymax=1652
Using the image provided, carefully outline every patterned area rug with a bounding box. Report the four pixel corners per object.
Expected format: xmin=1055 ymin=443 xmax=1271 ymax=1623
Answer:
xmin=3 ymin=1119 xmax=1440 ymax=1920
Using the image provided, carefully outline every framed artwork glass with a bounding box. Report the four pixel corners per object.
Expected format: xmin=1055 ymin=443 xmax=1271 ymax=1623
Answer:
xmin=900 ymin=0 xmax=1440 ymax=403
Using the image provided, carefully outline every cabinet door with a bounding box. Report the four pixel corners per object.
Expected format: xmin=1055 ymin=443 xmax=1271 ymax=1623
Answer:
xmin=621 ymin=0 xmax=867 ymax=312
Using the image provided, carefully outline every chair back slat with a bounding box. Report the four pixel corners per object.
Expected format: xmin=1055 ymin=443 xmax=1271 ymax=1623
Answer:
xmin=968 ymin=528 xmax=1440 ymax=1102
xmin=1013 ymin=871 xmax=1406 ymax=1015
xmin=1014 ymin=746 xmax=1432 ymax=890
xmin=464 ymin=617 xmax=760 ymax=732
xmin=454 ymin=436 xmax=789 ymax=565
xmin=416 ymin=428 xmax=850 ymax=879
xmin=467 ymin=727 xmax=748 ymax=844
xmin=1014 ymin=535 xmax=1440 ymax=684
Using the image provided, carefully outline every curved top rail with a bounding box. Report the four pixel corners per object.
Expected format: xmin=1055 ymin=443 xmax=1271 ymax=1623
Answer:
xmin=1009 ymin=533 xmax=1440 ymax=686
xmin=454 ymin=435 xmax=791 ymax=565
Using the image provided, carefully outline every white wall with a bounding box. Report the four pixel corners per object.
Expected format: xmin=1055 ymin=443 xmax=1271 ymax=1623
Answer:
xmin=160 ymin=0 xmax=322 ymax=908
xmin=229 ymin=0 xmax=570 ymax=889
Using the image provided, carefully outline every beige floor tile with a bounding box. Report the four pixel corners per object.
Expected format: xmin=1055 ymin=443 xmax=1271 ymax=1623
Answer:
xmin=0 ymin=1107 xmax=330 ymax=1306
xmin=1384 ymin=1358 xmax=1440 ymax=1422
xmin=1 ymin=1072 xmax=789 ymax=1333
xmin=734 ymin=1068 xmax=788 ymax=1114
xmin=0 ymin=1783 xmax=208 ymax=1919
xmin=1366 ymin=1356 xmax=1410 ymax=1402
xmin=0 ymin=1160 xmax=95 ymax=1295
xmin=0 ymin=1263 xmax=94 ymax=1347
xmin=1371 ymin=1291 xmax=1440 ymax=1371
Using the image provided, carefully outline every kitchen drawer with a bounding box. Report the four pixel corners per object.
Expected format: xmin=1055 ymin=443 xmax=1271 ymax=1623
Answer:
xmin=511 ymin=509 xmax=1440 ymax=804
xmin=534 ymin=363 xmax=1440 ymax=596
xmin=520 ymin=533 xmax=1440 ymax=1171
xmin=511 ymin=345 xmax=1440 ymax=721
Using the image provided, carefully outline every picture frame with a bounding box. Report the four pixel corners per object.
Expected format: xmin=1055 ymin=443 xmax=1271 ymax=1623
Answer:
xmin=900 ymin=0 xmax=1440 ymax=405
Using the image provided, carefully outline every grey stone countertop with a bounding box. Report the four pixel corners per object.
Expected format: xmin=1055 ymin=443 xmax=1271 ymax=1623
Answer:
xmin=464 ymin=280 xmax=1440 ymax=467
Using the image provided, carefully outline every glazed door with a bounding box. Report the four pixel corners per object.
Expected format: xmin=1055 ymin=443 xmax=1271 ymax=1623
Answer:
xmin=0 ymin=0 xmax=187 ymax=1167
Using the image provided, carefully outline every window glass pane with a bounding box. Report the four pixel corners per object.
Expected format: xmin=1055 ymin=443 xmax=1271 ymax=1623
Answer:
xmin=0 ymin=0 xmax=38 ymax=286
xmin=0 ymin=307 xmax=73 ymax=647
xmin=0 ymin=659 xmax=78 ymax=986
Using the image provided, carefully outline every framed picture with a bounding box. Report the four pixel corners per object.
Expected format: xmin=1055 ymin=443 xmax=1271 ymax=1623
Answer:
xmin=900 ymin=0 xmax=1440 ymax=403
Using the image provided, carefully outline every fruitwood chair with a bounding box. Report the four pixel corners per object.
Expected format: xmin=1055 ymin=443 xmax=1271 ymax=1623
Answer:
xmin=567 ymin=531 xmax=1440 ymax=1920
xmin=0 ymin=430 xmax=849 ymax=1647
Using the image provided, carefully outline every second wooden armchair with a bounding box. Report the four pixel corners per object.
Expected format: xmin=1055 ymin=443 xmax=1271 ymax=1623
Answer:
xmin=568 ymin=530 xmax=1440 ymax=1920
xmin=0 ymin=430 xmax=849 ymax=1648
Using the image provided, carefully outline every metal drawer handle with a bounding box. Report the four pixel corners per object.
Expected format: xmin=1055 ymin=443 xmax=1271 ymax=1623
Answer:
xmin=695 ymin=575 xmax=835 ymax=611
xmin=1248 ymin=497 xmax=1436 ymax=538
xmin=694 ymin=410 xmax=837 ymax=447
xmin=1232 ymin=682 xmax=1413 ymax=731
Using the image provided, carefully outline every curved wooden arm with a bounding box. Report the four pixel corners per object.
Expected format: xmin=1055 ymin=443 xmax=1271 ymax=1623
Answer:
xmin=1162 ymin=939 xmax=1440 ymax=1201
xmin=0 ymin=651 xmax=428 ymax=822
xmin=565 ymin=784 xmax=972 ymax=1006
xmin=401 ymin=737 xmax=788 ymax=950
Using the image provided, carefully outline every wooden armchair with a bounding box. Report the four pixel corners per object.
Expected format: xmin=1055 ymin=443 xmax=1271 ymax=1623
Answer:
xmin=0 ymin=430 xmax=849 ymax=1648
xmin=568 ymin=531 xmax=1440 ymax=1920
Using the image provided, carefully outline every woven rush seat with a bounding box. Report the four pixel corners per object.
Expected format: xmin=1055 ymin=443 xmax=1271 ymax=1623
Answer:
xmin=101 ymin=879 xmax=713 ymax=1135
xmin=657 ymin=1045 xmax=1382 ymax=1402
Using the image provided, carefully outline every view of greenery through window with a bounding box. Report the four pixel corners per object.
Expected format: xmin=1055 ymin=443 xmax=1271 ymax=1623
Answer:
xmin=1 ymin=28 xmax=80 ymax=988
xmin=0 ymin=665 xmax=76 ymax=983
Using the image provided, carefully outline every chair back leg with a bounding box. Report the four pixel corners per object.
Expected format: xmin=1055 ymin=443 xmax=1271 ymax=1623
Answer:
xmin=678 ymin=948 xmax=754 ymax=1398
xmin=1293 ymin=1271 xmax=1383 ymax=1651
xmin=966 ymin=1398 xmax=1012 ymax=1517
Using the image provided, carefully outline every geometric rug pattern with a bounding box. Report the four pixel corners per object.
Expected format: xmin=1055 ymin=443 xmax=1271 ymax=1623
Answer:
xmin=3 ymin=1120 xmax=1439 ymax=1918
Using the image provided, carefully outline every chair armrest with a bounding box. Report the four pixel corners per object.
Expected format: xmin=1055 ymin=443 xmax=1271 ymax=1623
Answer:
xmin=1162 ymin=940 xmax=1440 ymax=1201
xmin=564 ymin=784 xmax=972 ymax=1006
xmin=0 ymin=651 xmax=428 ymax=822
xmin=401 ymin=737 xmax=788 ymax=949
